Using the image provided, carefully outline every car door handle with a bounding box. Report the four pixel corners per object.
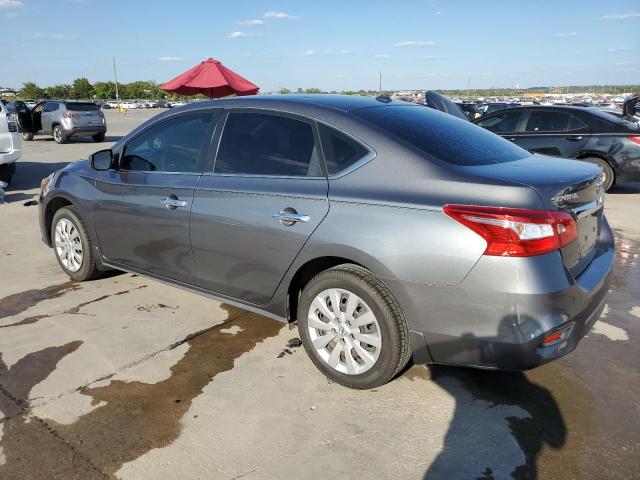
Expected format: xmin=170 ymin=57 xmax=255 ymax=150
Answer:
xmin=272 ymin=211 xmax=310 ymax=225
xmin=565 ymin=135 xmax=583 ymax=141
xmin=160 ymin=197 xmax=188 ymax=209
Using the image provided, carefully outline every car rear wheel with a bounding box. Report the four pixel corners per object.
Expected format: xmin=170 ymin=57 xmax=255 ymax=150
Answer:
xmin=582 ymin=157 xmax=614 ymax=191
xmin=21 ymin=132 xmax=34 ymax=141
xmin=52 ymin=125 xmax=67 ymax=144
xmin=52 ymin=207 xmax=101 ymax=281
xmin=298 ymin=264 xmax=411 ymax=389
xmin=92 ymin=132 xmax=105 ymax=143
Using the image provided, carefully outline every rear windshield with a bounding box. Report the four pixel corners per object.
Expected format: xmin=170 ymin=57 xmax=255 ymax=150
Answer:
xmin=353 ymin=105 xmax=530 ymax=166
xmin=65 ymin=102 xmax=100 ymax=112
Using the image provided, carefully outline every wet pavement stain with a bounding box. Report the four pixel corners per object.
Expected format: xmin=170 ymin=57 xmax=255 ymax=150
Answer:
xmin=0 ymin=341 xmax=105 ymax=480
xmin=37 ymin=305 xmax=284 ymax=478
xmin=0 ymin=282 xmax=80 ymax=321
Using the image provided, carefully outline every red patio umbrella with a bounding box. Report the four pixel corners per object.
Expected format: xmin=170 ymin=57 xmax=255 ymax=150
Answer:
xmin=161 ymin=58 xmax=259 ymax=98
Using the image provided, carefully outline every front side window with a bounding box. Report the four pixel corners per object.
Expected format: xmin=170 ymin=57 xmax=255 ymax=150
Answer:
xmin=214 ymin=112 xmax=321 ymax=176
xmin=44 ymin=102 xmax=59 ymax=112
xmin=120 ymin=113 xmax=212 ymax=173
xmin=318 ymin=124 xmax=370 ymax=175
xmin=476 ymin=110 xmax=523 ymax=133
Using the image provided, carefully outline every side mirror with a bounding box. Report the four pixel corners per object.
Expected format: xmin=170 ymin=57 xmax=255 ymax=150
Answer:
xmin=91 ymin=149 xmax=113 ymax=171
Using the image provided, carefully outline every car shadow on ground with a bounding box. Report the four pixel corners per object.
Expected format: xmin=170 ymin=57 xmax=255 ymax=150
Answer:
xmin=9 ymin=162 xmax=70 ymax=190
xmin=608 ymin=182 xmax=640 ymax=194
xmin=26 ymin=135 xmax=123 ymax=143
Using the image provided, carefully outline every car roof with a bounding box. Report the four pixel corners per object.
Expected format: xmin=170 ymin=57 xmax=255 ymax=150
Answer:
xmin=175 ymin=94 xmax=412 ymax=113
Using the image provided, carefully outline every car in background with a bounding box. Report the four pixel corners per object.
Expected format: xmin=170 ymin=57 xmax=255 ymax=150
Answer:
xmin=456 ymin=102 xmax=482 ymax=120
xmin=0 ymin=100 xmax=21 ymax=184
xmin=106 ymin=100 xmax=120 ymax=109
xmin=17 ymin=100 xmax=107 ymax=144
xmin=477 ymin=102 xmax=520 ymax=116
xmin=474 ymin=105 xmax=640 ymax=190
xmin=156 ymin=99 xmax=172 ymax=108
xmin=39 ymin=95 xmax=614 ymax=389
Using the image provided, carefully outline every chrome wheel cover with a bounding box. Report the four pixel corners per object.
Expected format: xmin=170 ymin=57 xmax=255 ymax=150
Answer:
xmin=54 ymin=218 xmax=83 ymax=272
xmin=53 ymin=128 xmax=62 ymax=142
xmin=307 ymin=288 xmax=382 ymax=375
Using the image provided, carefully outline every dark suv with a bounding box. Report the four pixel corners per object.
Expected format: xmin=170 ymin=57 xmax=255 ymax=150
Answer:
xmin=474 ymin=106 xmax=640 ymax=190
xmin=17 ymin=100 xmax=107 ymax=144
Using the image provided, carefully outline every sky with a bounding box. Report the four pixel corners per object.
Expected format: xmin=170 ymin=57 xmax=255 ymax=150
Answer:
xmin=0 ymin=0 xmax=639 ymax=92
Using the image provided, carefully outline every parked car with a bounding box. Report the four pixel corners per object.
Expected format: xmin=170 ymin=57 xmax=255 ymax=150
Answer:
xmin=474 ymin=105 xmax=640 ymax=190
xmin=0 ymin=100 xmax=21 ymax=184
xmin=17 ymin=100 xmax=106 ymax=144
xmin=106 ymin=100 xmax=120 ymax=109
xmin=477 ymin=102 xmax=521 ymax=116
xmin=456 ymin=102 xmax=482 ymax=120
xmin=39 ymin=95 xmax=614 ymax=389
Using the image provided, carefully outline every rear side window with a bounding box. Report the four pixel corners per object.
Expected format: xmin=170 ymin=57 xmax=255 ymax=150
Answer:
xmin=215 ymin=112 xmax=321 ymax=176
xmin=353 ymin=105 xmax=529 ymax=166
xmin=318 ymin=124 xmax=369 ymax=175
xmin=476 ymin=110 xmax=523 ymax=133
xmin=524 ymin=110 xmax=587 ymax=132
xmin=66 ymin=102 xmax=100 ymax=112
xmin=121 ymin=113 xmax=212 ymax=173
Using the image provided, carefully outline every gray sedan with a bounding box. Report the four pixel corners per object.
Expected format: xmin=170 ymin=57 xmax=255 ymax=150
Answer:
xmin=38 ymin=95 xmax=614 ymax=389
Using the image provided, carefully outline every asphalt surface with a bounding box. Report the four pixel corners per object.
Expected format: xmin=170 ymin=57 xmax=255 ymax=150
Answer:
xmin=0 ymin=109 xmax=638 ymax=480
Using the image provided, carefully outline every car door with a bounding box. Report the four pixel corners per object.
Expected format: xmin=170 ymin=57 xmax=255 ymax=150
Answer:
xmin=31 ymin=102 xmax=45 ymax=133
xmin=93 ymin=111 xmax=217 ymax=284
xmin=516 ymin=108 xmax=589 ymax=157
xmin=474 ymin=108 xmax=525 ymax=143
xmin=190 ymin=109 xmax=329 ymax=305
xmin=41 ymin=101 xmax=59 ymax=133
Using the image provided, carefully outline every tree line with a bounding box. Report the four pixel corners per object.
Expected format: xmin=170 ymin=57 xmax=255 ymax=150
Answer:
xmin=16 ymin=78 xmax=196 ymax=101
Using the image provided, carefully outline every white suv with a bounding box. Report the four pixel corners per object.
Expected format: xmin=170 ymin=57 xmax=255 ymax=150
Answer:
xmin=0 ymin=100 xmax=21 ymax=185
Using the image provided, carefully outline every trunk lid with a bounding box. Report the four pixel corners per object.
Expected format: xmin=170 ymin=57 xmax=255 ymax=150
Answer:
xmin=66 ymin=103 xmax=103 ymax=127
xmin=424 ymin=90 xmax=470 ymax=121
xmin=464 ymin=154 xmax=605 ymax=277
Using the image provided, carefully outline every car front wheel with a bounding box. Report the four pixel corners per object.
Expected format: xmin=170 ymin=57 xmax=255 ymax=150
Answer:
xmin=298 ymin=264 xmax=411 ymax=389
xmin=52 ymin=125 xmax=67 ymax=144
xmin=52 ymin=207 xmax=101 ymax=281
xmin=21 ymin=132 xmax=34 ymax=141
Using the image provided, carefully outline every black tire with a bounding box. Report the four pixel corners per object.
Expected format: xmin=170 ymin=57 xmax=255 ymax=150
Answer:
xmin=582 ymin=157 xmax=614 ymax=191
xmin=0 ymin=162 xmax=16 ymax=185
xmin=298 ymin=264 xmax=411 ymax=389
xmin=51 ymin=206 xmax=101 ymax=282
xmin=21 ymin=132 xmax=34 ymax=141
xmin=92 ymin=132 xmax=106 ymax=143
xmin=52 ymin=125 xmax=67 ymax=144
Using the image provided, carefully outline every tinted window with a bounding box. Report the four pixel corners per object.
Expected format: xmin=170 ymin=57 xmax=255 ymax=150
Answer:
xmin=476 ymin=110 xmax=523 ymax=133
xmin=44 ymin=102 xmax=59 ymax=112
xmin=318 ymin=124 xmax=369 ymax=175
xmin=353 ymin=105 xmax=529 ymax=166
xmin=66 ymin=102 xmax=100 ymax=112
xmin=524 ymin=110 xmax=586 ymax=132
xmin=215 ymin=112 xmax=320 ymax=176
xmin=121 ymin=114 xmax=212 ymax=173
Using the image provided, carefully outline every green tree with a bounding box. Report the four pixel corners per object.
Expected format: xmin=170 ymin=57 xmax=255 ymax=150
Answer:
xmin=71 ymin=77 xmax=93 ymax=99
xmin=18 ymin=82 xmax=45 ymax=99
xmin=45 ymin=84 xmax=72 ymax=99
xmin=93 ymin=81 xmax=117 ymax=99
xmin=278 ymin=88 xmax=291 ymax=94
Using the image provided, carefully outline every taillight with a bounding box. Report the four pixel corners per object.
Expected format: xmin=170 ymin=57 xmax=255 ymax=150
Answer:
xmin=8 ymin=122 xmax=17 ymax=133
xmin=628 ymin=135 xmax=640 ymax=145
xmin=443 ymin=205 xmax=577 ymax=257
xmin=541 ymin=322 xmax=574 ymax=346
xmin=63 ymin=112 xmax=79 ymax=119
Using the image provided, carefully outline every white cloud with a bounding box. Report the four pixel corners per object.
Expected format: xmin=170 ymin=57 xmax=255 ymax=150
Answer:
xmin=34 ymin=33 xmax=76 ymax=40
xmin=6 ymin=10 xmax=17 ymax=16
xmin=264 ymin=11 xmax=295 ymax=19
xmin=0 ymin=0 xmax=23 ymax=8
xmin=602 ymin=12 xmax=640 ymax=20
xmin=608 ymin=47 xmax=631 ymax=52
xmin=322 ymin=49 xmax=353 ymax=55
xmin=159 ymin=56 xmax=183 ymax=61
xmin=435 ymin=11 xmax=443 ymax=15
xmin=304 ymin=50 xmax=316 ymax=56
xmin=373 ymin=54 xmax=390 ymax=59
xmin=552 ymin=32 xmax=577 ymax=37
xmin=616 ymin=61 xmax=637 ymax=66
xmin=416 ymin=55 xmax=435 ymax=59
xmin=393 ymin=41 xmax=435 ymax=47
xmin=227 ymin=31 xmax=262 ymax=39
xmin=238 ymin=19 xmax=264 ymax=26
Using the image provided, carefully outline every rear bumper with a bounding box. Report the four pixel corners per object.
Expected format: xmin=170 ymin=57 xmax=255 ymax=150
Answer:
xmin=0 ymin=132 xmax=22 ymax=165
xmin=63 ymin=125 xmax=106 ymax=136
xmin=401 ymin=216 xmax=615 ymax=369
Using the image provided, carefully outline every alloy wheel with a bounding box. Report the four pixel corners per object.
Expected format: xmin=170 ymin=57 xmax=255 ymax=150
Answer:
xmin=54 ymin=218 xmax=83 ymax=272
xmin=307 ymin=288 xmax=382 ymax=375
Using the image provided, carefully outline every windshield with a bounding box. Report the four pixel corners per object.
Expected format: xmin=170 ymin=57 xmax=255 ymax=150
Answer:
xmin=353 ymin=105 xmax=531 ymax=166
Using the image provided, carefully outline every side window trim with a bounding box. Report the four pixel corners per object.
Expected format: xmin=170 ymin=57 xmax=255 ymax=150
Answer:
xmin=208 ymin=107 xmax=327 ymax=179
xmin=117 ymin=110 xmax=218 ymax=174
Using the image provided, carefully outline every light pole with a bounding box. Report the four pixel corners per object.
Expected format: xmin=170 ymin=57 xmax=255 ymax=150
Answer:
xmin=113 ymin=57 xmax=120 ymax=102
